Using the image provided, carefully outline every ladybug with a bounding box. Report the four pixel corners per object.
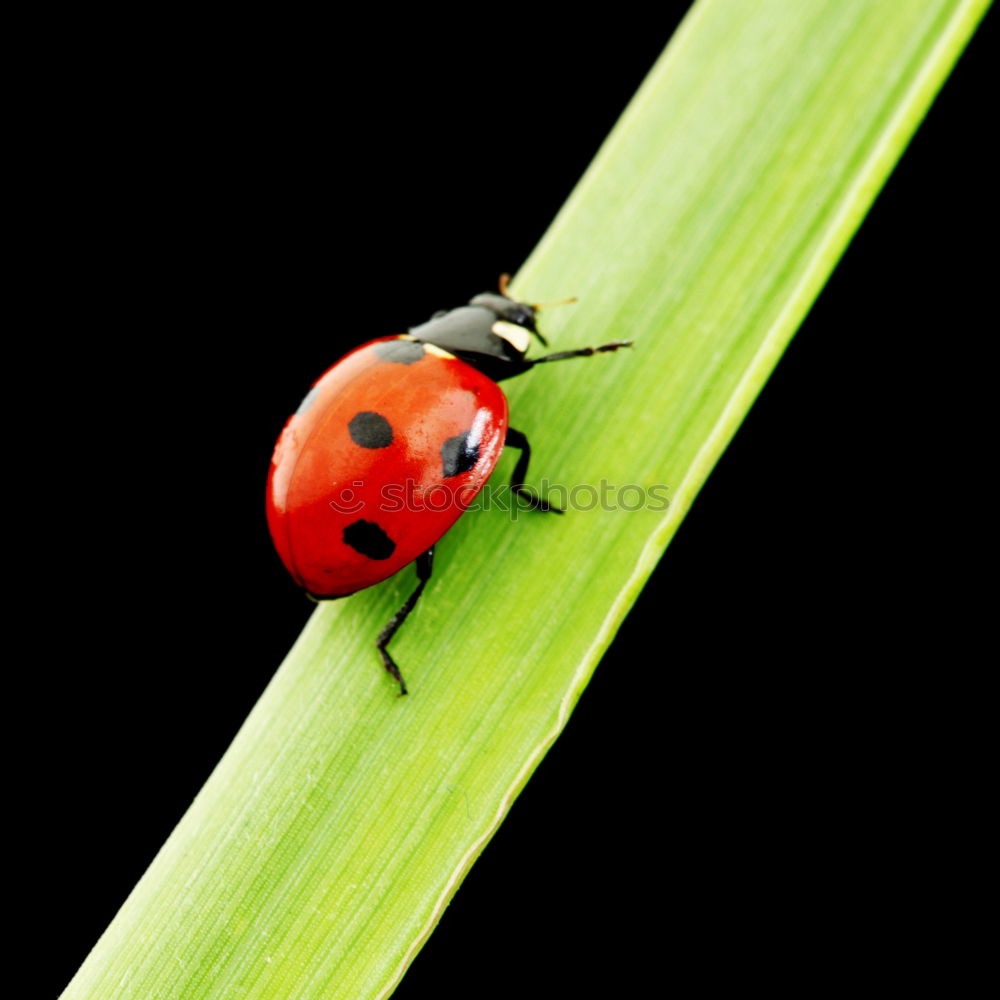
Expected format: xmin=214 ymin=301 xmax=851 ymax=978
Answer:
xmin=266 ymin=276 xmax=630 ymax=694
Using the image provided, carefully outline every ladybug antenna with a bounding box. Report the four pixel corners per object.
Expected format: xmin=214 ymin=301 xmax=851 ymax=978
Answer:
xmin=528 ymin=297 xmax=577 ymax=348
xmin=497 ymin=274 xmax=577 ymax=347
xmin=531 ymin=294 xmax=578 ymax=309
xmin=498 ymin=273 xmax=578 ymax=310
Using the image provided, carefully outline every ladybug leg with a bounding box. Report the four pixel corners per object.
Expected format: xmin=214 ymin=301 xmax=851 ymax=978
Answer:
xmin=505 ymin=428 xmax=564 ymax=514
xmin=528 ymin=340 xmax=632 ymax=365
xmin=376 ymin=547 xmax=434 ymax=696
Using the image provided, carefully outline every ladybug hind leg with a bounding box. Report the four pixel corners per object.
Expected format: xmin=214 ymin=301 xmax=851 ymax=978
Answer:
xmin=505 ymin=428 xmax=564 ymax=514
xmin=377 ymin=547 xmax=434 ymax=696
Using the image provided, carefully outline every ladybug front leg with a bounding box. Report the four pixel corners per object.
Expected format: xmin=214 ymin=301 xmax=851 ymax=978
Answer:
xmin=528 ymin=340 xmax=632 ymax=365
xmin=505 ymin=428 xmax=564 ymax=514
xmin=376 ymin=547 xmax=434 ymax=695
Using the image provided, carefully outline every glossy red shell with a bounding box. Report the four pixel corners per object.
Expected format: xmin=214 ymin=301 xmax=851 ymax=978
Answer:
xmin=266 ymin=337 xmax=508 ymax=597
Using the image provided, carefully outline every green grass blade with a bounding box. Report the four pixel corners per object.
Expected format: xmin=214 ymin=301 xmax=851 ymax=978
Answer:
xmin=63 ymin=2 xmax=988 ymax=997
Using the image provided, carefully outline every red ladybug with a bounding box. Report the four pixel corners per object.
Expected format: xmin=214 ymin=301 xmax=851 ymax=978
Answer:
xmin=266 ymin=278 xmax=629 ymax=693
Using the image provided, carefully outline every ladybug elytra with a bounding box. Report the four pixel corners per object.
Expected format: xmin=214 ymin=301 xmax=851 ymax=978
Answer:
xmin=266 ymin=277 xmax=630 ymax=693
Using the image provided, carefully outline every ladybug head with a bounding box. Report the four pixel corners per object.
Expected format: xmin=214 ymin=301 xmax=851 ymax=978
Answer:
xmin=467 ymin=292 xmax=547 ymax=350
xmin=407 ymin=280 xmax=573 ymax=381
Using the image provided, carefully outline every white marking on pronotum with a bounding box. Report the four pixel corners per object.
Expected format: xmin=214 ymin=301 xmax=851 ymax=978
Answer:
xmin=424 ymin=343 xmax=456 ymax=359
xmin=492 ymin=319 xmax=531 ymax=354
xmin=399 ymin=333 xmax=455 ymax=359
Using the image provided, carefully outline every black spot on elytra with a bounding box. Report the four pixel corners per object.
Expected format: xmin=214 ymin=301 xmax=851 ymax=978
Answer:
xmin=348 ymin=411 xmax=393 ymax=449
xmin=343 ymin=520 xmax=396 ymax=560
xmin=442 ymin=431 xmax=480 ymax=478
xmin=374 ymin=339 xmax=425 ymax=364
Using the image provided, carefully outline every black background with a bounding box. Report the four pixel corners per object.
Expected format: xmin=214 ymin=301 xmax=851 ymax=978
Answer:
xmin=35 ymin=6 xmax=992 ymax=996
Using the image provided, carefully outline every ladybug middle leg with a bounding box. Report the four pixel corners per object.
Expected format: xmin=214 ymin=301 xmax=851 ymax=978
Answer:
xmin=376 ymin=546 xmax=434 ymax=696
xmin=505 ymin=428 xmax=564 ymax=514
